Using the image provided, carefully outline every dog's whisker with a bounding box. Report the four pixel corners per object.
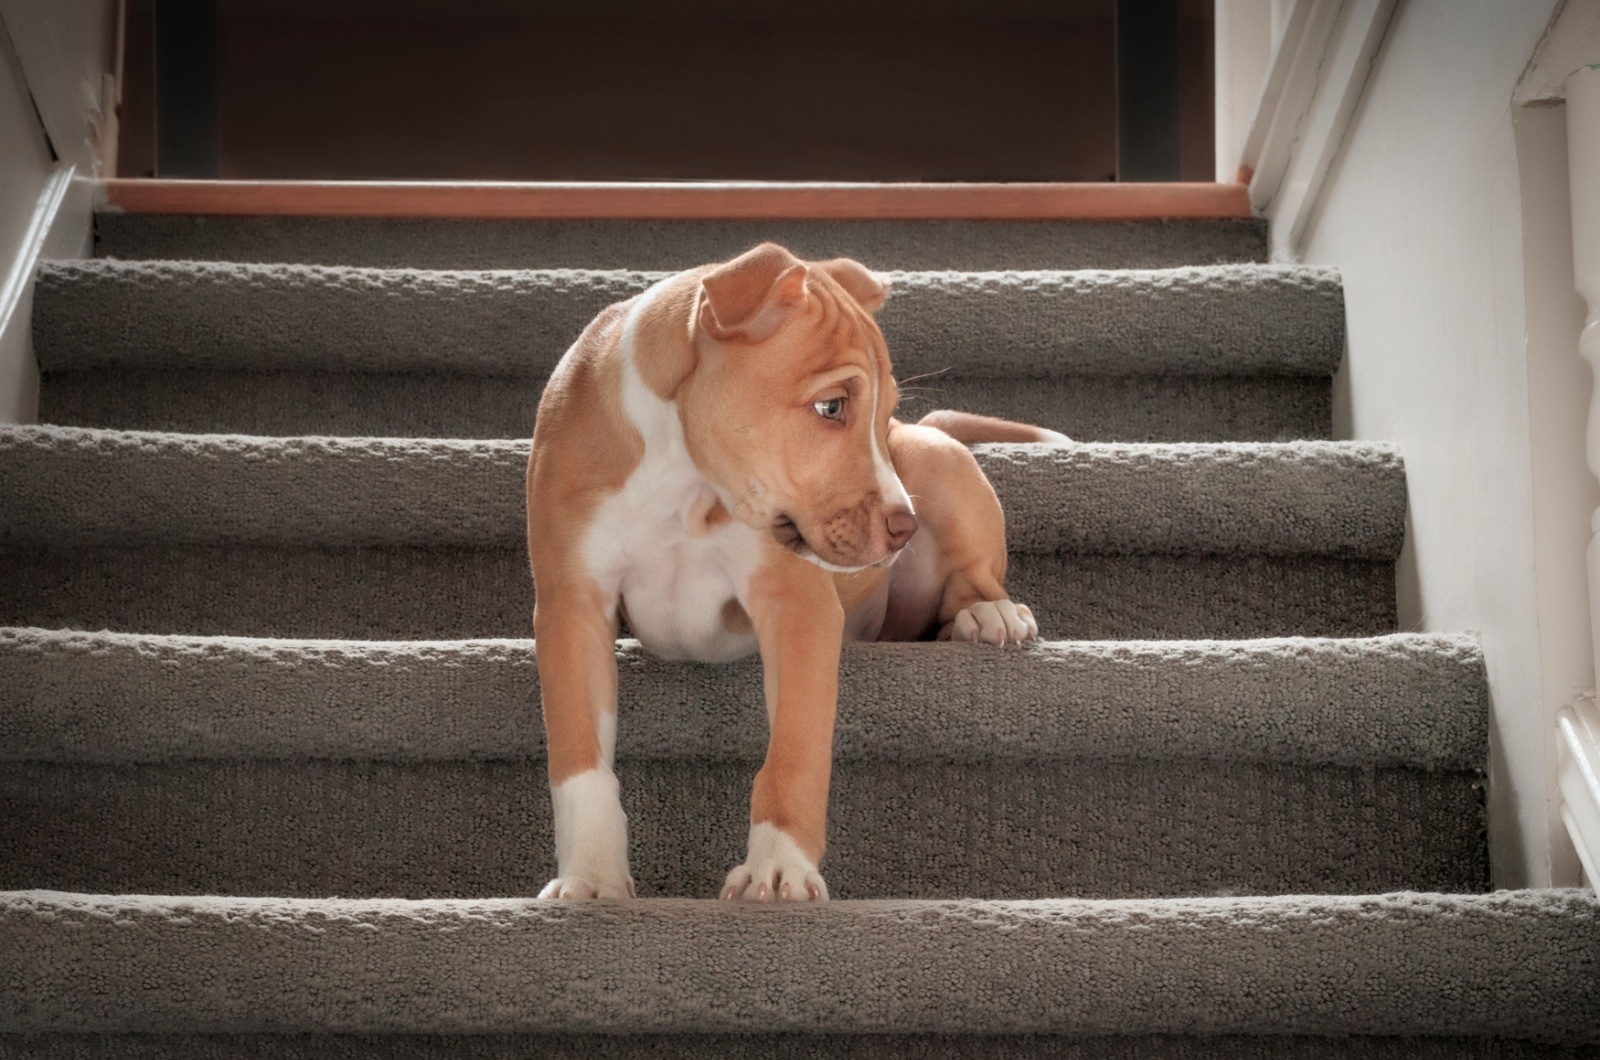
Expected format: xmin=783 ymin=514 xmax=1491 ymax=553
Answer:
xmin=896 ymin=367 xmax=952 ymax=388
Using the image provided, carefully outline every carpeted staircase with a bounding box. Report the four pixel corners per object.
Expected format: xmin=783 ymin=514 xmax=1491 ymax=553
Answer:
xmin=1 ymin=210 xmax=1596 ymax=1057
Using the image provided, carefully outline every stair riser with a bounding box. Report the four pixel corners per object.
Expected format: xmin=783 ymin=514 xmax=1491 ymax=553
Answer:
xmin=0 ymin=548 xmax=1398 ymax=641
xmin=5 ymin=1033 xmax=1596 ymax=1060
xmin=0 ymin=630 xmax=1487 ymax=771
xmin=37 ymin=370 xmax=1333 ymax=443
xmin=6 ymin=891 xmax=1594 ymax=1038
xmin=31 ymin=263 xmax=1343 ymax=380
xmin=0 ymin=760 xmax=1488 ymax=900
xmin=0 ymin=431 xmax=1406 ymax=558
xmin=92 ymin=215 xmax=1269 ymax=271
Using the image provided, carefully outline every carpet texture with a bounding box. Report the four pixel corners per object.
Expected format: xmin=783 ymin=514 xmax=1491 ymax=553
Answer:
xmin=91 ymin=214 xmax=1270 ymax=271
xmin=33 ymin=261 xmax=1343 ymax=378
xmin=3 ymin=891 xmax=1596 ymax=1039
xmin=0 ymin=758 xmax=1489 ymax=899
xmin=38 ymin=368 xmax=1333 ymax=442
xmin=31 ymin=260 xmax=1342 ymax=443
xmin=0 ymin=630 xmax=1490 ymax=900
xmin=0 ymin=428 xmax=1405 ymax=639
xmin=4 ymin=1033 xmax=1598 ymax=1060
xmin=1 ymin=208 xmax=1591 ymax=1051
xmin=0 ymin=428 xmax=1402 ymax=555
xmin=0 ymin=630 xmax=1484 ymax=768
xmin=0 ymin=547 xmax=1400 ymax=641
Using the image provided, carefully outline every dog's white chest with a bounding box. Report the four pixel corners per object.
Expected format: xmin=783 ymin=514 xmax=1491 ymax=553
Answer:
xmin=584 ymin=474 xmax=762 ymax=663
xmin=579 ymin=328 xmax=762 ymax=664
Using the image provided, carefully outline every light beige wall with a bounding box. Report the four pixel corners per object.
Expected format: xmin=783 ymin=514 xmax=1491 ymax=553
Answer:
xmin=0 ymin=15 xmax=56 ymax=424
xmin=1308 ymin=0 xmax=1583 ymax=886
xmin=0 ymin=0 xmax=116 ymax=424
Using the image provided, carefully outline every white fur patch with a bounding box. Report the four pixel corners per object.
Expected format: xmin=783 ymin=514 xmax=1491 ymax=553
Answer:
xmin=721 ymin=822 xmax=829 ymax=902
xmin=947 ymin=598 xmax=1039 ymax=646
xmin=579 ymin=291 xmax=764 ymax=664
xmin=540 ymin=767 xmax=634 ymax=899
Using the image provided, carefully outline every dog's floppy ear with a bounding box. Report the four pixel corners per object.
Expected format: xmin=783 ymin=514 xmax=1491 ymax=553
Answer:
xmin=817 ymin=257 xmax=889 ymax=314
xmin=699 ymin=243 xmax=809 ymax=343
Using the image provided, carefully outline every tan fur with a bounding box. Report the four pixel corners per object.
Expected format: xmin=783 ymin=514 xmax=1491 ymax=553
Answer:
xmin=526 ymin=301 xmax=643 ymax=783
xmin=527 ymin=242 xmax=1040 ymax=894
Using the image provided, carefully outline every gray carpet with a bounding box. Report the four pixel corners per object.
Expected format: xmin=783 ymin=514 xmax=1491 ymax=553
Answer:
xmin=0 ymin=630 xmax=1489 ymax=899
xmin=38 ymin=367 xmax=1333 ymax=442
xmin=0 ymin=630 xmax=1484 ymax=768
xmin=0 ymin=428 xmax=1401 ymax=555
xmin=91 ymin=214 xmax=1270 ymax=271
xmin=31 ymin=260 xmax=1342 ymax=443
xmin=0 ymin=428 xmax=1404 ymax=639
xmin=0 ymin=758 xmax=1489 ymax=899
xmin=5 ymin=1033 xmax=1599 ymax=1060
xmin=3 ymin=210 xmax=1592 ymax=1051
xmin=0 ymin=546 xmax=1399 ymax=640
xmin=3 ymin=891 xmax=1596 ymax=1038
xmin=33 ymin=261 xmax=1343 ymax=377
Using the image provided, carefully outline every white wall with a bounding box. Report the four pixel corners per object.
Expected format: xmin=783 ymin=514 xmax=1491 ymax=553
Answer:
xmin=0 ymin=14 xmax=57 ymax=424
xmin=0 ymin=0 xmax=116 ymax=424
xmin=1215 ymin=0 xmax=1274 ymax=182
xmin=1306 ymin=0 xmax=1588 ymax=886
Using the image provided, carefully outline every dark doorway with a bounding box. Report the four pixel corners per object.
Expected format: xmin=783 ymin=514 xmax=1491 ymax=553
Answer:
xmin=120 ymin=0 xmax=1214 ymax=183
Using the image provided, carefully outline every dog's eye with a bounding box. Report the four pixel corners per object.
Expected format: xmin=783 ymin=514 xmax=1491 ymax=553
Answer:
xmin=813 ymin=397 xmax=845 ymax=421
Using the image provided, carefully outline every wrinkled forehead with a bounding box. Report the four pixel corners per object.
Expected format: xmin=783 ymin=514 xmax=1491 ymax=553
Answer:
xmin=777 ymin=273 xmax=895 ymax=382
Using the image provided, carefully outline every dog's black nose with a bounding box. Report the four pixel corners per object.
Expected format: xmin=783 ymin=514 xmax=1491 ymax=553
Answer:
xmin=885 ymin=508 xmax=919 ymax=550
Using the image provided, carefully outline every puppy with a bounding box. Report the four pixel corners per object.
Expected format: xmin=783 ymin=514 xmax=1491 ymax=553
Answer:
xmin=526 ymin=243 xmax=1060 ymax=902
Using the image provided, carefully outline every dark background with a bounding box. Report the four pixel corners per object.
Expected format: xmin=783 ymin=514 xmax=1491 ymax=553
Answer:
xmin=120 ymin=0 xmax=1214 ymax=183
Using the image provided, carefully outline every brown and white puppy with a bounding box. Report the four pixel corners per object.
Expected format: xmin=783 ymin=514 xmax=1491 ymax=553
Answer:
xmin=526 ymin=242 xmax=1062 ymax=902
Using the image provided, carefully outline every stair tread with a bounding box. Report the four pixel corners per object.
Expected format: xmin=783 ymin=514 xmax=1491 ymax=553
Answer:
xmin=33 ymin=260 xmax=1344 ymax=379
xmin=92 ymin=212 xmax=1269 ymax=272
xmin=0 ymin=426 xmax=1404 ymax=558
xmin=0 ymin=628 xmax=1484 ymax=770
xmin=4 ymin=888 xmax=1595 ymax=1040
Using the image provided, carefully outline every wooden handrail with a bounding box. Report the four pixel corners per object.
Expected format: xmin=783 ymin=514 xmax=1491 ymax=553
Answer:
xmin=99 ymin=180 xmax=1254 ymax=221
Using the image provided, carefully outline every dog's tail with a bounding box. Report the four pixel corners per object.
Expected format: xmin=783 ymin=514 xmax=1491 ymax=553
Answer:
xmin=917 ymin=409 xmax=1071 ymax=445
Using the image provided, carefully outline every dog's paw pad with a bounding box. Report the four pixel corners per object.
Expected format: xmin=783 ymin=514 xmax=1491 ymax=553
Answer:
xmin=538 ymin=875 xmax=635 ymax=900
xmin=946 ymin=599 xmax=1038 ymax=646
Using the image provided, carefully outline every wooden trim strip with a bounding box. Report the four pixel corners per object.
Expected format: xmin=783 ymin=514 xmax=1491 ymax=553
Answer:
xmin=99 ymin=179 xmax=1254 ymax=221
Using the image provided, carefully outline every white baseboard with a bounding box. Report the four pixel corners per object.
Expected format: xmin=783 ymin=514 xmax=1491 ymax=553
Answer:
xmin=1557 ymin=693 xmax=1600 ymax=889
xmin=1236 ymin=0 xmax=1399 ymax=260
xmin=0 ymin=162 xmax=83 ymax=424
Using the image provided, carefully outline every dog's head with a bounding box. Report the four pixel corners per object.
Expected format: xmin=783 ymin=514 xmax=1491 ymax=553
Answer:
xmin=680 ymin=242 xmax=916 ymax=572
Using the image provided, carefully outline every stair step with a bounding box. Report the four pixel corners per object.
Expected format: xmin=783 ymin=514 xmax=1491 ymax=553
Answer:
xmin=32 ymin=261 xmax=1341 ymax=442
xmin=93 ymin=216 xmax=1268 ymax=273
xmin=0 ymin=629 xmax=1482 ymax=768
xmin=0 ymin=428 xmax=1404 ymax=640
xmin=0 ymin=627 xmax=1486 ymax=899
xmin=4 ymin=890 xmax=1595 ymax=1040
xmin=0 ymin=428 xmax=1401 ymax=554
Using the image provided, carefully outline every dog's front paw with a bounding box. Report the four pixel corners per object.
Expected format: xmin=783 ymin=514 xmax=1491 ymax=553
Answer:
xmin=538 ymin=875 xmax=635 ymax=900
xmin=721 ymin=823 xmax=829 ymax=902
xmin=941 ymin=598 xmax=1038 ymax=645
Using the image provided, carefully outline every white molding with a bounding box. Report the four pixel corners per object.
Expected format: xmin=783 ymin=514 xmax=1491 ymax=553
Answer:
xmin=0 ymin=161 xmax=75 ymax=353
xmin=1517 ymin=0 xmax=1600 ymax=108
xmin=1236 ymin=0 xmax=1398 ymax=260
xmin=1569 ymin=61 xmax=1600 ymax=887
xmin=1557 ymin=694 xmax=1600 ymax=887
xmin=0 ymin=160 xmax=78 ymax=422
xmin=0 ymin=1 xmax=116 ymax=175
xmin=1215 ymin=0 xmax=1275 ymax=183
xmin=0 ymin=162 xmax=79 ymax=424
xmin=1239 ymin=0 xmax=1321 ymax=201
